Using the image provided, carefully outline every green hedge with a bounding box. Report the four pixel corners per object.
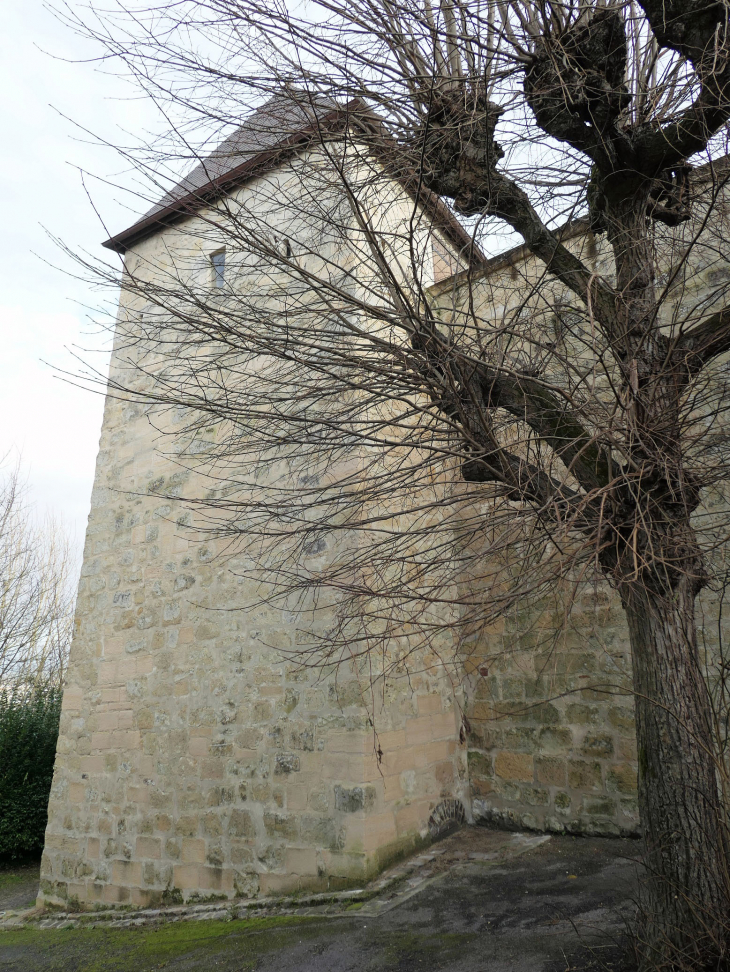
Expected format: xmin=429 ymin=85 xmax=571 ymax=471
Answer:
xmin=0 ymin=687 xmax=62 ymax=859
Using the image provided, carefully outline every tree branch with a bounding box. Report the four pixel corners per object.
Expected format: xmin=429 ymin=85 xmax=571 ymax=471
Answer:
xmin=635 ymin=0 xmax=730 ymax=68
xmin=415 ymin=331 xmax=611 ymax=494
xmin=399 ymin=100 xmax=618 ymax=337
xmin=523 ymin=7 xmax=631 ymax=170
xmin=461 ymin=443 xmax=586 ymax=521
xmin=631 ymin=0 xmax=730 ymax=170
xmin=675 ymin=303 xmax=730 ymax=371
xmin=470 ymin=171 xmax=618 ymax=338
xmin=473 ymin=366 xmax=610 ymax=492
xmin=634 ymin=79 xmax=730 ymax=174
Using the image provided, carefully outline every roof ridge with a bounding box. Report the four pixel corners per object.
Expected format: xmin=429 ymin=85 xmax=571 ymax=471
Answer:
xmin=102 ymin=92 xmax=483 ymax=267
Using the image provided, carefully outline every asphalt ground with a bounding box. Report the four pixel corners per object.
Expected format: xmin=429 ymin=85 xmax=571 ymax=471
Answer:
xmin=0 ymin=861 xmax=42 ymax=915
xmin=0 ymin=833 xmax=639 ymax=971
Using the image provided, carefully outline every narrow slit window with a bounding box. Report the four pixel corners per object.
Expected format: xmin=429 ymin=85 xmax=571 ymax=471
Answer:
xmin=210 ymin=249 xmax=226 ymax=289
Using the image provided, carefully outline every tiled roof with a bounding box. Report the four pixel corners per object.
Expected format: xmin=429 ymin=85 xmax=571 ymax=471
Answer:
xmin=102 ymin=90 xmax=482 ymax=264
xmin=103 ymin=92 xmax=340 ymax=252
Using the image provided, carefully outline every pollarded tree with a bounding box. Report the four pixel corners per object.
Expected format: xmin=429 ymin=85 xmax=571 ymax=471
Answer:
xmin=63 ymin=0 xmax=730 ymax=964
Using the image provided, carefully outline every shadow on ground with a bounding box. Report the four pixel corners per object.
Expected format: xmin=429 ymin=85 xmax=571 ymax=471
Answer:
xmin=0 ymin=859 xmax=41 ymax=914
xmin=0 ymin=832 xmax=639 ymax=971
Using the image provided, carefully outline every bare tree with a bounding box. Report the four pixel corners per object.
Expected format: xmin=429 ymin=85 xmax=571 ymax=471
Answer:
xmin=0 ymin=462 xmax=74 ymax=692
xmin=58 ymin=0 xmax=730 ymax=963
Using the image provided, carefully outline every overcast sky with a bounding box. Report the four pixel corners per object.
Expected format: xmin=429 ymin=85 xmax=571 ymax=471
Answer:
xmin=1 ymin=3 xmax=160 ymax=553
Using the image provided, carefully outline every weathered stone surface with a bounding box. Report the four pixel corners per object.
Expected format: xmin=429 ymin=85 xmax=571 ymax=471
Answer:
xmin=431 ymin=166 xmax=730 ymax=840
xmin=39 ymin=148 xmax=468 ymax=908
xmin=41 ymin=133 xmax=730 ymax=907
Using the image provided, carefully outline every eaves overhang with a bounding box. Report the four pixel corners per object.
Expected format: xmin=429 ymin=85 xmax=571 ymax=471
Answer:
xmin=102 ymin=104 xmax=354 ymax=255
xmin=101 ymin=95 xmax=486 ymax=269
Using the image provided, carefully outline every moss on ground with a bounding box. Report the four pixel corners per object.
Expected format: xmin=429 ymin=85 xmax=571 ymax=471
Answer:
xmin=0 ymin=872 xmax=24 ymax=889
xmin=0 ymin=919 xmax=496 ymax=972
xmin=0 ymin=915 xmax=325 ymax=972
xmin=382 ymin=929 xmax=479 ymax=967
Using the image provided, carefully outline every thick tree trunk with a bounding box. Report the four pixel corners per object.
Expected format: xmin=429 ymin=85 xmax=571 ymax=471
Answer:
xmin=621 ymin=573 xmax=730 ymax=969
xmin=602 ymin=184 xmax=730 ymax=966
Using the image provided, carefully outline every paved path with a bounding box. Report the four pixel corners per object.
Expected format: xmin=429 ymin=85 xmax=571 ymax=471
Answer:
xmin=0 ymin=830 xmax=640 ymax=971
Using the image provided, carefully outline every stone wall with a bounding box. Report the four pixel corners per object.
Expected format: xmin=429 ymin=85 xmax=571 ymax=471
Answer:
xmin=463 ymin=589 xmax=639 ymax=836
xmin=39 ymin=154 xmax=468 ymax=908
xmin=430 ymin=161 xmax=730 ymax=838
xmin=41 ymin=147 xmax=730 ymax=905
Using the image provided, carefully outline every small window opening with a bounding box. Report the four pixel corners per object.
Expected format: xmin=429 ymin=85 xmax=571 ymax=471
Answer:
xmin=210 ymin=249 xmax=226 ymax=289
xmin=272 ymin=236 xmax=293 ymax=260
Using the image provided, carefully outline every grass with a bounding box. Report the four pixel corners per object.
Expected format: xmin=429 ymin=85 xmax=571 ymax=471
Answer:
xmin=0 ymin=916 xmax=501 ymax=972
xmin=0 ymin=873 xmax=25 ymax=890
xmin=0 ymin=915 xmax=326 ymax=972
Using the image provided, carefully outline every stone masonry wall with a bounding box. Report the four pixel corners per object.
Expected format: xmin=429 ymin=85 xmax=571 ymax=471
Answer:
xmin=39 ymin=158 xmax=468 ymax=908
xmin=464 ymin=588 xmax=639 ymax=836
xmin=41 ymin=146 xmax=730 ymax=905
xmin=430 ymin=161 xmax=730 ymax=838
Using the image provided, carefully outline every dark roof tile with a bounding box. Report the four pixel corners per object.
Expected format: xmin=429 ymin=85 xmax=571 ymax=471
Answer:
xmin=104 ymin=92 xmax=339 ymax=251
xmin=142 ymin=93 xmax=336 ymax=221
xmin=102 ymin=90 xmax=482 ymax=266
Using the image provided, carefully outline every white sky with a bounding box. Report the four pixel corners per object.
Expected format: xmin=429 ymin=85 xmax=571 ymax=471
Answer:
xmin=1 ymin=3 xmax=515 ymax=567
xmin=1 ymin=3 xmax=159 ymax=553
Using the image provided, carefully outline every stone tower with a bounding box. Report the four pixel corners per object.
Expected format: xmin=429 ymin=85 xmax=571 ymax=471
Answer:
xmin=39 ymin=96 xmax=473 ymax=908
xmin=43 ymin=91 xmax=707 ymax=909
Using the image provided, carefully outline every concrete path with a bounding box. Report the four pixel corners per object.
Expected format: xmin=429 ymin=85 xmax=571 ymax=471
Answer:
xmin=0 ymin=829 xmax=640 ymax=971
